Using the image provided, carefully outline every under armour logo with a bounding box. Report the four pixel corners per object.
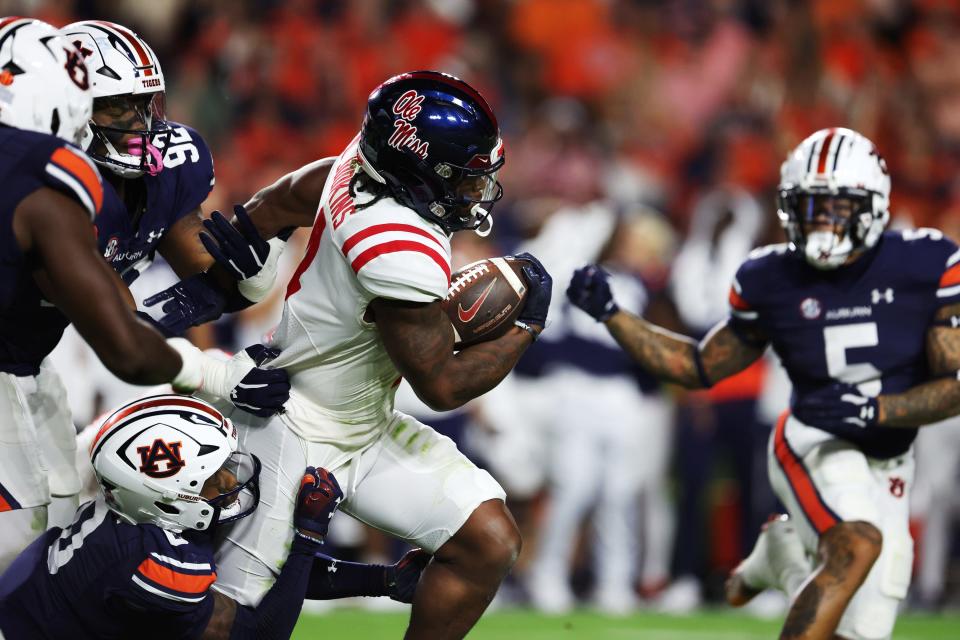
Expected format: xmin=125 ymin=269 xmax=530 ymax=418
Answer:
xmin=860 ymin=405 xmax=876 ymax=421
xmin=146 ymin=227 xmax=166 ymax=243
xmin=328 ymin=560 xmax=339 ymax=573
xmin=871 ymin=288 xmax=894 ymax=304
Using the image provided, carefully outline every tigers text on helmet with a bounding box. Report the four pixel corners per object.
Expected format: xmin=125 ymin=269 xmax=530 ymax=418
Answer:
xmin=89 ymin=394 xmax=260 ymax=533
xmin=0 ymin=17 xmax=92 ymax=145
xmin=778 ymin=127 xmax=891 ymax=270
xmin=62 ymin=20 xmax=167 ymax=178
xmin=358 ymin=70 xmax=505 ymax=235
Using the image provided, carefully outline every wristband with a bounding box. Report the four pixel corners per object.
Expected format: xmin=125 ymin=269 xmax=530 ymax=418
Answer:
xmin=168 ymin=337 xmax=204 ymax=393
xmin=693 ymin=347 xmax=714 ymax=390
xmin=514 ymin=320 xmax=540 ymax=342
xmin=238 ymin=237 xmax=287 ymax=303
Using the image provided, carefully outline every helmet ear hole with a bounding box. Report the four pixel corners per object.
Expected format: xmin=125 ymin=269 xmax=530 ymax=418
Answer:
xmin=154 ymin=502 xmax=180 ymax=515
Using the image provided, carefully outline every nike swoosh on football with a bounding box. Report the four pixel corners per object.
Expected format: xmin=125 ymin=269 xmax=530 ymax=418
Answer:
xmin=458 ymin=278 xmax=498 ymax=323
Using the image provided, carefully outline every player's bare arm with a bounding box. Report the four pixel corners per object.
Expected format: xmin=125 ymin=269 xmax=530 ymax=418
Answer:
xmin=568 ymin=265 xmax=767 ymax=388
xmin=878 ymin=302 xmax=960 ymax=427
xmin=606 ymin=313 xmax=767 ymax=388
xmin=244 ymin=157 xmax=336 ymax=238
xmin=372 ymin=298 xmax=534 ymax=411
xmin=15 ymin=188 xmax=181 ymax=384
xmin=157 ymin=208 xmax=213 ymax=277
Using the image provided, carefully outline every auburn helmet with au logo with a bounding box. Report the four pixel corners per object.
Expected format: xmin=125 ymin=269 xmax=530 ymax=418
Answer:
xmin=0 ymin=17 xmax=92 ymax=145
xmin=89 ymin=394 xmax=260 ymax=532
xmin=358 ymin=70 xmax=505 ymax=236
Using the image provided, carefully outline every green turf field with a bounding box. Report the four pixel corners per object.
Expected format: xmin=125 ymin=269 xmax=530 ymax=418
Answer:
xmin=293 ymin=608 xmax=960 ymax=639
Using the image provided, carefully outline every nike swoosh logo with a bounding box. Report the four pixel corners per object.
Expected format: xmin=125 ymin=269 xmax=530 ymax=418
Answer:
xmin=458 ymin=278 xmax=498 ymax=323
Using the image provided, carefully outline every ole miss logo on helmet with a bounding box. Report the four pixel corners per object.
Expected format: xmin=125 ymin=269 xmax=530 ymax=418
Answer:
xmin=388 ymin=90 xmax=430 ymax=160
xmin=137 ymin=439 xmax=185 ymax=478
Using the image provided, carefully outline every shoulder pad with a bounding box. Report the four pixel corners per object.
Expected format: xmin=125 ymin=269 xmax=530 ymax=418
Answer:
xmin=42 ymin=144 xmax=104 ymax=219
xmin=335 ymin=201 xmax=451 ymax=302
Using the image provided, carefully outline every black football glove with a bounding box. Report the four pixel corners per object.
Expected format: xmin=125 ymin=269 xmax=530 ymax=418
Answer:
xmin=228 ymin=345 xmax=289 ymax=418
xmin=792 ymin=382 xmax=880 ymax=430
xmin=513 ymin=252 xmax=552 ymax=329
xmin=142 ymin=274 xmax=226 ymax=337
xmin=385 ymin=549 xmax=432 ymax=603
xmin=566 ymin=264 xmax=619 ymax=322
xmin=200 ymin=204 xmax=270 ymax=282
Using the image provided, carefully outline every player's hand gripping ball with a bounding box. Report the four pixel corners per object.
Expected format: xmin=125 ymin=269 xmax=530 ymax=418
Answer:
xmin=442 ymin=256 xmax=531 ymax=349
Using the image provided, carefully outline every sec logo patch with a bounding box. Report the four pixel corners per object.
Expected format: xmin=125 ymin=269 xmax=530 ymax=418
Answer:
xmin=800 ymin=297 xmax=821 ymax=320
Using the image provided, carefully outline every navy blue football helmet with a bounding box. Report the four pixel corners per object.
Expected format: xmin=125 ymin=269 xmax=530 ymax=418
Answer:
xmin=358 ymin=71 xmax=504 ymax=235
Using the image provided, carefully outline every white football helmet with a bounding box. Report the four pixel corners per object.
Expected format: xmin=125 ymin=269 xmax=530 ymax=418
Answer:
xmin=62 ymin=20 xmax=167 ymax=178
xmin=0 ymin=17 xmax=92 ymax=145
xmin=778 ymin=127 xmax=891 ymax=270
xmin=89 ymin=394 xmax=260 ymax=533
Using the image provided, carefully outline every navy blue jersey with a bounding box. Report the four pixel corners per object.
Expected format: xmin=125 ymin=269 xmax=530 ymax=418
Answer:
xmin=97 ymin=122 xmax=214 ymax=284
xmin=0 ymin=126 xmax=104 ymax=376
xmin=0 ymin=498 xmax=218 ymax=640
xmin=730 ymin=229 xmax=960 ymax=458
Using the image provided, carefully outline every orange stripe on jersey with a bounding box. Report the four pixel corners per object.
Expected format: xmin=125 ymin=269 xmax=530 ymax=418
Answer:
xmin=350 ymin=240 xmax=451 ymax=283
xmin=773 ymin=412 xmax=840 ymax=534
xmin=728 ymin=287 xmax=752 ymax=311
xmin=50 ymin=147 xmax=103 ymax=213
xmin=940 ymin=263 xmax=960 ymax=289
xmin=0 ymin=493 xmax=11 ymax=512
xmin=137 ymin=558 xmax=216 ymax=594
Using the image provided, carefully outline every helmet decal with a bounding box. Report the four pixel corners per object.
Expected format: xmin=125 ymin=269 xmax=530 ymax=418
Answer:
xmin=387 ymin=89 xmax=430 ymax=160
xmin=136 ymin=438 xmax=185 ymax=478
xmin=359 ymin=70 xmax=505 ymax=234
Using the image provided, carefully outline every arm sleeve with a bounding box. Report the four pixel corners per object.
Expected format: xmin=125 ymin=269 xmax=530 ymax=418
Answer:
xmin=228 ymin=536 xmax=318 ymax=640
xmin=40 ymin=145 xmax=104 ymax=220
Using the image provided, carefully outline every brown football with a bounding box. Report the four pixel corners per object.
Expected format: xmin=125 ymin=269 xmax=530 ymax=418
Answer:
xmin=442 ymin=257 xmax=529 ymax=349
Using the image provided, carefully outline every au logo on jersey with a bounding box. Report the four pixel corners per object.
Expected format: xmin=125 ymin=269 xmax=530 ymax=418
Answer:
xmin=137 ymin=439 xmax=185 ymax=478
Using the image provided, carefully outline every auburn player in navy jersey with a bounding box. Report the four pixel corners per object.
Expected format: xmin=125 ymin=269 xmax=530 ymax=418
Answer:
xmin=23 ymin=19 xmax=290 ymax=535
xmin=568 ymin=127 xmax=960 ymax=640
xmin=0 ymin=18 xmax=289 ymax=575
xmin=0 ymin=395 xmax=428 ymax=639
xmin=62 ymin=20 xmax=287 ymax=327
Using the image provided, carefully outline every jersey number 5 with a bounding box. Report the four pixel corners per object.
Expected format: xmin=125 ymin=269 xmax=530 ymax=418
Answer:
xmin=823 ymin=322 xmax=882 ymax=396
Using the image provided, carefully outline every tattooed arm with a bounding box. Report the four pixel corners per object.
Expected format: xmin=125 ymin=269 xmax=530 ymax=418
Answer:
xmin=371 ymin=298 xmax=534 ymax=411
xmin=604 ymin=311 xmax=769 ymax=389
xmin=878 ymin=302 xmax=960 ymax=428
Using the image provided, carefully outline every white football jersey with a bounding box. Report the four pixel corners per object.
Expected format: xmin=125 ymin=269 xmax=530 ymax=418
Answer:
xmin=268 ymin=135 xmax=452 ymax=448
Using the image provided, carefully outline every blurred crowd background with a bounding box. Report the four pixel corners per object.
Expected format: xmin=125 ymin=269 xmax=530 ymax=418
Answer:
xmin=10 ymin=0 xmax=960 ymax=618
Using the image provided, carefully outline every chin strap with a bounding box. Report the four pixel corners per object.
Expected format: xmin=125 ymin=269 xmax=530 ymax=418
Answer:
xmin=127 ymin=137 xmax=164 ymax=176
xmin=473 ymin=208 xmax=493 ymax=237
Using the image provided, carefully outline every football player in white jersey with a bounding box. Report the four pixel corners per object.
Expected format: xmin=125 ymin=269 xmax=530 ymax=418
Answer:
xmin=194 ymin=72 xmax=552 ymax=639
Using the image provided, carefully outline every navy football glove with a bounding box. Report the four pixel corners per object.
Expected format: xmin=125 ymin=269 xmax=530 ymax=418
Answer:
xmin=792 ymin=383 xmax=879 ymax=430
xmin=142 ymin=274 xmax=226 ymax=337
xmin=514 ymin=252 xmax=552 ymax=329
xmin=566 ymin=264 xmax=619 ymax=322
xmin=229 ymin=345 xmax=289 ymax=417
xmin=200 ymin=204 xmax=270 ymax=282
xmin=294 ymin=467 xmax=343 ymax=545
xmin=385 ymin=548 xmax=431 ymax=603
